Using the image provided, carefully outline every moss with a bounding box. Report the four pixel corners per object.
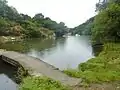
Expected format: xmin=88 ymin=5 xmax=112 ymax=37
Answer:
xmin=64 ymin=43 xmax=120 ymax=84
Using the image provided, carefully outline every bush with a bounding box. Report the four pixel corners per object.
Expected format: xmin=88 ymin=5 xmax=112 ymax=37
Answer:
xmin=92 ymin=3 xmax=120 ymax=43
xmin=20 ymin=76 xmax=70 ymax=90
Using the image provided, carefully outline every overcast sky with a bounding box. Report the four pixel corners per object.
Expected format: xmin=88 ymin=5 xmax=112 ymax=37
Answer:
xmin=7 ymin=0 xmax=98 ymax=28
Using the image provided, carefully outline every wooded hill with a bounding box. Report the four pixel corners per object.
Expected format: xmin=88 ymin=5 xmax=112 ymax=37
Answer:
xmin=0 ymin=0 xmax=69 ymax=38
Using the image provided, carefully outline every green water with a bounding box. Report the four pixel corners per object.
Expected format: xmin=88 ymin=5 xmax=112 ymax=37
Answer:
xmin=0 ymin=36 xmax=94 ymax=70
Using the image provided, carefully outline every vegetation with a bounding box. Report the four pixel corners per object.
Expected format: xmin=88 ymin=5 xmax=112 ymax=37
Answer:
xmin=71 ymin=0 xmax=120 ymax=43
xmin=70 ymin=17 xmax=94 ymax=35
xmin=96 ymin=0 xmax=120 ymax=11
xmin=64 ymin=43 xmax=120 ymax=84
xmin=96 ymin=0 xmax=109 ymax=11
xmin=92 ymin=1 xmax=120 ymax=43
xmin=1 ymin=0 xmax=120 ymax=89
xmin=20 ymin=76 xmax=70 ymax=90
xmin=65 ymin=0 xmax=120 ymax=86
xmin=0 ymin=0 xmax=68 ymax=39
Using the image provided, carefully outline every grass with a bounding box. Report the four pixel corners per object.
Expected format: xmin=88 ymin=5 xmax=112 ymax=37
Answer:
xmin=19 ymin=76 xmax=70 ymax=90
xmin=19 ymin=43 xmax=120 ymax=89
xmin=64 ymin=43 xmax=120 ymax=84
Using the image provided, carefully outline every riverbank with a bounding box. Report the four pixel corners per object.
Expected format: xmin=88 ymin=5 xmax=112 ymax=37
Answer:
xmin=20 ymin=76 xmax=71 ymax=90
xmin=64 ymin=43 xmax=120 ymax=88
xmin=19 ymin=76 xmax=120 ymax=90
xmin=0 ymin=36 xmax=56 ymax=44
xmin=0 ymin=36 xmax=23 ymax=44
xmin=0 ymin=49 xmax=81 ymax=90
xmin=0 ymin=49 xmax=69 ymax=90
xmin=1 ymin=38 xmax=120 ymax=90
xmin=19 ymin=43 xmax=120 ymax=90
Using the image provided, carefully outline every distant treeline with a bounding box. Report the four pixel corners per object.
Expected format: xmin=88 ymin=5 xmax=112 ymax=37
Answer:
xmin=71 ymin=0 xmax=120 ymax=43
xmin=0 ymin=0 xmax=69 ymax=38
xmin=70 ymin=17 xmax=94 ymax=35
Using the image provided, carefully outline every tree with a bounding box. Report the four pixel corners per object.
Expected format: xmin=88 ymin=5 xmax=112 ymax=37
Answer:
xmin=0 ymin=0 xmax=20 ymax=20
xmin=33 ymin=13 xmax=44 ymax=20
xmin=0 ymin=0 xmax=68 ymax=38
xmin=96 ymin=0 xmax=120 ymax=11
xmin=96 ymin=0 xmax=109 ymax=11
xmin=92 ymin=3 xmax=120 ymax=43
xmin=19 ymin=14 xmax=31 ymax=21
xmin=0 ymin=0 xmax=7 ymax=17
xmin=71 ymin=17 xmax=94 ymax=35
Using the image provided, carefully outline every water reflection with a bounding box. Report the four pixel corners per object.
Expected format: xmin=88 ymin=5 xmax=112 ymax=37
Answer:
xmin=0 ymin=36 xmax=94 ymax=70
xmin=0 ymin=60 xmax=18 ymax=90
xmin=26 ymin=36 xmax=94 ymax=70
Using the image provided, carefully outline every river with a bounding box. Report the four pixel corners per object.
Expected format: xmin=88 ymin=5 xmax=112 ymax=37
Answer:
xmin=0 ymin=60 xmax=18 ymax=90
xmin=0 ymin=36 xmax=94 ymax=70
xmin=0 ymin=36 xmax=94 ymax=90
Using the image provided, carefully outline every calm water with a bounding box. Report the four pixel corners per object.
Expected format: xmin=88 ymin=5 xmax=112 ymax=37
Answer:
xmin=0 ymin=60 xmax=18 ymax=90
xmin=0 ymin=36 xmax=94 ymax=70
xmin=0 ymin=74 xmax=18 ymax=90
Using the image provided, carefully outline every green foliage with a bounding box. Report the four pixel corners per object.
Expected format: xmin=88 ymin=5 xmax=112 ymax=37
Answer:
xmin=20 ymin=76 xmax=70 ymax=90
xmin=64 ymin=43 xmax=120 ymax=84
xmin=33 ymin=13 xmax=68 ymax=37
xmin=96 ymin=0 xmax=120 ymax=11
xmin=0 ymin=0 xmax=20 ymax=20
xmin=96 ymin=0 xmax=108 ymax=11
xmin=63 ymin=69 xmax=81 ymax=78
xmin=0 ymin=17 xmax=24 ymax=36
xmin=66 ymin=0 xmax=120 ymax=85
xmin=71 ymin=17 xmax=94 ymax=35
xmin=0 ymin=0 xmax=68 ymax=38
xmin=92 ymin=2 xmax=120 ymax=43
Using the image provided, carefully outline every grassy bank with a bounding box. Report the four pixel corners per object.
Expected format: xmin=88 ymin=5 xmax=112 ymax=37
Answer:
xmin=19 ymin=43 xmax=120 ymax=90
xmin=64 ymin=43 xmax=120 ymax=84
xmin=19 ymin=76 xmax=70 ymax=90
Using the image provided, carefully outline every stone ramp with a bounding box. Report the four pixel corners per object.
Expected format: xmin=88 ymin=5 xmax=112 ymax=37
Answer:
xmin=1 ymin=51 xmax=81 ymax=86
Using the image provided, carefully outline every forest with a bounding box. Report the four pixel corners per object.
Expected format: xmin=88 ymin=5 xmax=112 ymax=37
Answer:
xmin=71 ymin=0 xmax=120 ymax=43
xmin=71 ymin=17 xmax=94 ymax=35
xmin=0 ymin=0 xmax=68 ymax=39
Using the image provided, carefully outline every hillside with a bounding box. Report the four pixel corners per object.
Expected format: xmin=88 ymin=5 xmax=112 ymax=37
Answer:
xmin=0 ymin=0 xmax=68 ymax=39
xmin=70 ymin=17 xmax=94 ymax=35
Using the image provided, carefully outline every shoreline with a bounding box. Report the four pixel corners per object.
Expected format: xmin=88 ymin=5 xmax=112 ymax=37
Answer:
xmin=0 ymin=36 xmax=23 ymax=43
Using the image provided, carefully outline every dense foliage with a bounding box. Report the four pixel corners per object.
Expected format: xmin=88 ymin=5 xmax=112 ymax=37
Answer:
xmin=96 ymin=0 xmax=109 ymax=11
xmin=71 ymin=17 xmax=94 ymax=35
xmin=96 ymin=0 xmax=120 ymax=11
xmin=92 ymin=0 xmax=120 ymax=43
xmin=0 ymin=0 xmax=68 ymax=38
xmin=71 ymin=0 xmax=120 ymax=43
